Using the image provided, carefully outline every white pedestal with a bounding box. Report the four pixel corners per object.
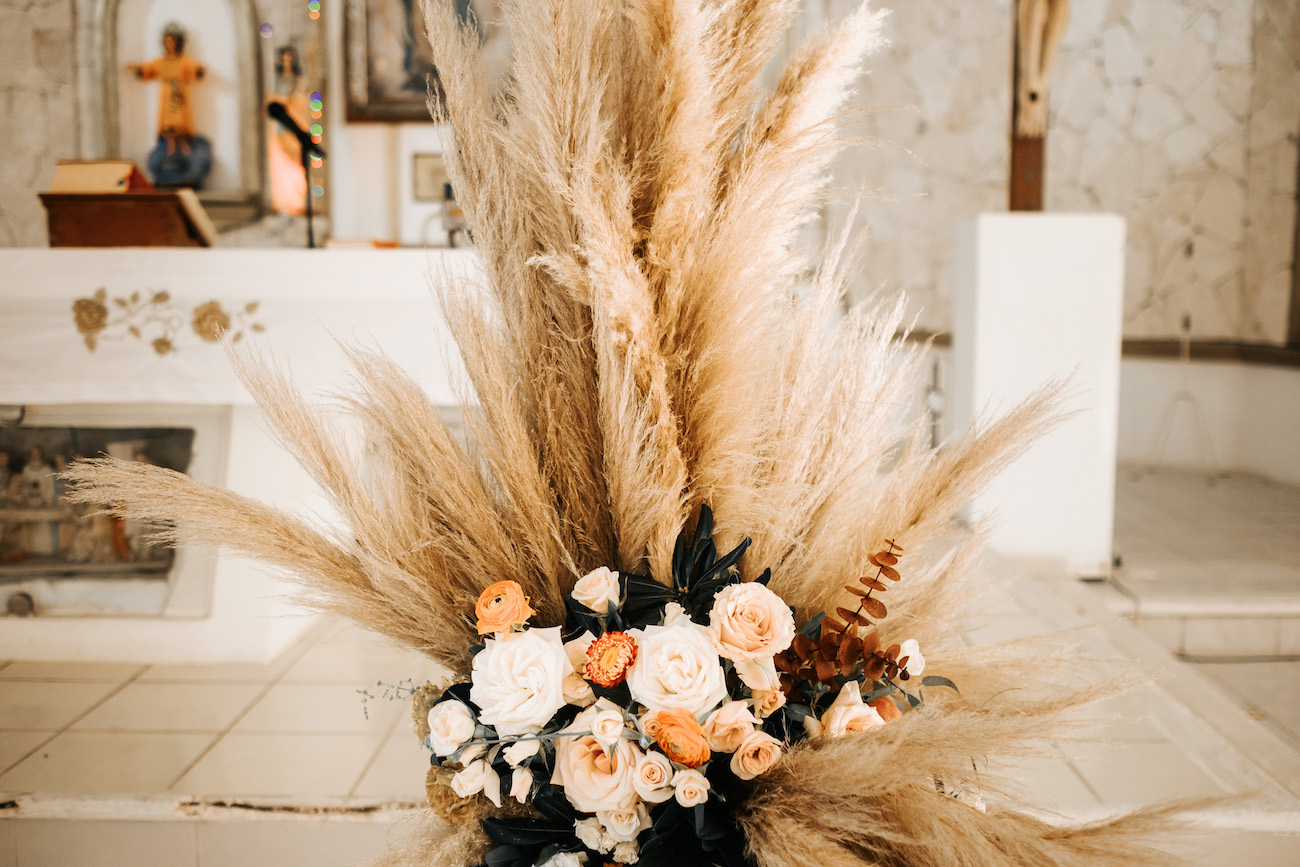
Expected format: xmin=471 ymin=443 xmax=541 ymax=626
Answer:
xmin=951 ymin=214 xmax=1126 ymax=577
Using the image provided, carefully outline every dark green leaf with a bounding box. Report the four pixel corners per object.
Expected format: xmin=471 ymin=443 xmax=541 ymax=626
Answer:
xmin=921 ymin=675 xmax=959 ymax=693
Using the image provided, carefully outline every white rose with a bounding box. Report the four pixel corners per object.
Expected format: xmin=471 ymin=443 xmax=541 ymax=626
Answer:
xmin=563 ymin=632 xmax=597 ymax=707
xmin=540 ymin=853 xmax=588 ymax=867
xmin=625 ymin=617 xmax=728 ymax=718
xmin=503 ymin=738 xmax=540 ymax=767
xmin=733 ymin=656 xmax=781 ymax=693
xmin=509 ymin=767 xmax=533 ymax=803
xmin=817 ymin=681 xmax=885 ymax=737
xmin=672 ymin=768 xmax=710 ymax=807
xmin=470 ymin=626 xmax=570 ymax=735
xmin=899 ymin=638 xmax=925 ymax=677
xmin=450 ymin=759 xmax=501 ymax=807
xmin=588 ymin=698 xmax=629 ymax=749
xmin=426 ymin=700 xmax=476 ymax=756
xmin=632 ymin=750 xmax=675 ymax=803
xmin=613 ymin=841 xmax=640 ymax=863
xmin=552 ymin=703 xmax=642 ymax=813
xmin=573 ymin=817 xmax=606 ymax=851
xmin=572 ymin=566 xmax=621 ymax=614
xmin=596 ymin=802 xmax=651 ymax=843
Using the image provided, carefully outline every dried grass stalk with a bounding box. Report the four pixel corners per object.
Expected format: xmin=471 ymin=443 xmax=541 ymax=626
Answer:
xmin=67 ymin=0 xmax=1184 ymax=863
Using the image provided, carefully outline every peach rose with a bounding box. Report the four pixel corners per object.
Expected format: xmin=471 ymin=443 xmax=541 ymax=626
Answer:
xmin=707 ymin=582 xmax=795 ymax=661
xmin=752 ymin=688 xmax=786 ymax=719
xmin=672 ymin=768 xmax=710 ymax=807
xmin=729 ymin=730 xmax=782 ymax=780
xmin=563 ymin=632 xmax=597 ymax=707
xmin=654 ymin=707 xmax=712 ymax=768
xmin=552 ymin=703 xmax=642 ymax=813
xmin=475 ymin=580 xmax=535 ymax=635
xmin=503 ymin=738 xmax=541 ymax=766
xmin=509 ymin=767 xmax=534 ymax=803
xmin=632 ymin=750 xmax=675 ymax=803
xmin=572 ymin=566 xmax=621 ymax=614
xmin=450 ymin=759 xmax=501 ymax=806
xmin=702 ymin=701 xmax=758 ymax=753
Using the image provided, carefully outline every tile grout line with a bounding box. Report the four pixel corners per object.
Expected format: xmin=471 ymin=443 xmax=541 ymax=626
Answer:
xmin=346 ymin=696 xmax=412 ymax=800
xmin=163 ymin=622 xmax=331 ymax=793
xmin=0 ymin=664 xmax=149 ymax=779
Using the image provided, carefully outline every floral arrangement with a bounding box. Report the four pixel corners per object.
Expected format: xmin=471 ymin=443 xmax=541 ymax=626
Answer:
xmin=420 ymin=509 xmax=954 ymax=867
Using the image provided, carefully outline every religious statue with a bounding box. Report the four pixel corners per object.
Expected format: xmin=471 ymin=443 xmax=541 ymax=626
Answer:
xmin=1014 ymin=0 xmax=1069 ymax=138
xmin=267 ymin=45 xmax=310 ymax=216
xmin=127 ymin=22 xmax=214 ymax=188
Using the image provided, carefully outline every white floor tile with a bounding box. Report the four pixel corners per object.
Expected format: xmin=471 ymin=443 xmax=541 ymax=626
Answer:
xmin=136 ymin=661 xmax=285 ymax=684
xmin=14 ymin=819 xmax=198 ymax=867
xmin=171 ymin=733 xmax=382 ymax=798
xmin=0 ymin=682 xmax=119 ymax=731
xmin=72 ymin=683 xmax=266 ymax=733
xmin=0 ymin=817 xmax=15 ymax=867
xmin=232 ymin=683 xmax=404 ymax=735
xmin=0 ymin=732 xmax=52 ymax=776
xmin=1065 ymin=741 xmax=1228 ymax=805
xmin=197 ymin=819 xmax=404 ymax=867
xmin=351 ymin=731 xmax=428 ymax=801
xmin=279 ymin=642 xmax=444 ymax=686
xmin=0 ymin=732 xmax=213 ymax=796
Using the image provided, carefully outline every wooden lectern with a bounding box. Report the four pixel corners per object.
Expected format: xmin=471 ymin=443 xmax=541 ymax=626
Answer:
xmin=40 ymin=160 xmax=217 ymax=248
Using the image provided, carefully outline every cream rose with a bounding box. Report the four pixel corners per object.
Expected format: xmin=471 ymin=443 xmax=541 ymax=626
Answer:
xmin=733 ymin=656 xmax=781 ymax=693
xmin=899 ymin=638 xmax=925 ymax=677
xmin=451 ymin=759 xmax=501 ymax=807
xmin=707 ymin=582 xmax=795 ymax=661
xmin=572 ymin=566 xmax=621 ymax=614
xmin=587 ymin=698 xmax=629 ymax=749
xmin=632 ymin=750 xmax=675 ymax=803
xmin=552 ymin=703 xmax=642 ymax=813
xmin=426 ymin=700 xmax=476 ymax=756
xmin=672 ymin=768 xmax=710 ymax=807
xmin=563 ymin=632 xmax=597 ymax=707
xmin=573 ymin=817 xmax=605 ymax=851
xmin=729 ymin=730 xmax=782 ymax=780
xmin=503 ymin=738 xmax=540 ymax=767
xmin=613 ymin=841 xmax=640 ymax=863
xmin=540 ymin=852 xmax=588 ymax=867
xmin=470 ymin=627 xmax=570 ymax=735
xmin=626 ymin=614 xmax=728 ymax=718
xmin=752 ymin=688 xmax=786 ymax=719
xmin=509 ymin=767 xmax=534 ymax=803
xmin=806 ymin=681 xmax=885 ymax=738
xmin=597 ymin=803 xmax=651 ymax=843
xmin=703 ymin=701 xmax=758 ymax=753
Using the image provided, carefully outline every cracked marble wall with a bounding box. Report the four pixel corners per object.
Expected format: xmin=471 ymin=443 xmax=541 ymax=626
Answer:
xmin=845 ymin=0 xmax=1299 ymax=343
xmin=0 ymin=0 xmax=78 ymax=247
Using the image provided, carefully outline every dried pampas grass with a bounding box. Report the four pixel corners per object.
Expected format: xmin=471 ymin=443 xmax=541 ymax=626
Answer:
xmin=66 ymin=0 xmax=1187 ymax=863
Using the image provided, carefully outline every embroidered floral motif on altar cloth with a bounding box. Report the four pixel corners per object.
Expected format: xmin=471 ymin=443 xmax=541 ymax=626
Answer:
xmin=72 ymin=288 xmax=265 ymax=355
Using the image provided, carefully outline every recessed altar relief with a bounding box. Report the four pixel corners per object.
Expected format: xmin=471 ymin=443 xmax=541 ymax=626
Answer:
xmin=0 ymin=425 xmax=192 ymax=585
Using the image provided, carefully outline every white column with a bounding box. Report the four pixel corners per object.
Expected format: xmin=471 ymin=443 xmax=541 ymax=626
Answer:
xmin=951 ymin=213 xmax=1126 ymax=577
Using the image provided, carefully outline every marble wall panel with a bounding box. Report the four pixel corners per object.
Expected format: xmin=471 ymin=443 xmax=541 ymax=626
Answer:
xmin=0 ymin=0 xmax=78 ymax=248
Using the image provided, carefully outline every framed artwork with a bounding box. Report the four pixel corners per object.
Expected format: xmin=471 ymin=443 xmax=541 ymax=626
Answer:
xmin=412 ymin=153 xmax=448 ymax=201
xmin=345 ymin=0 xmax=508 ymax=122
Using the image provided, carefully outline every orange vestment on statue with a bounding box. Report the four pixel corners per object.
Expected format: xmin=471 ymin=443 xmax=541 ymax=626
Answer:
xmin=137 ymin=55 xmax=203 ymax=138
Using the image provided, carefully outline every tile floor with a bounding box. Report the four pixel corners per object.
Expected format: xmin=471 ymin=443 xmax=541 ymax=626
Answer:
xmin=1 ymin=468 xmax=1298 ymax=865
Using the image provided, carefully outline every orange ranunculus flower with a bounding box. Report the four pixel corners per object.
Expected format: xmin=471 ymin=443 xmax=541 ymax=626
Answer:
xmin=868 ymin=696 xmax=903 ymax=722
xmin=654 ymin=707 xmax=711 ymax=769
xmin=475 ymin=580 xmax=535 ymax=635
xmin=585 ymin=631 xmax=638 ymax=687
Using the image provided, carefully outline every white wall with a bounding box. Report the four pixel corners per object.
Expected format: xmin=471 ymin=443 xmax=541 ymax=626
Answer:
xmin=1117 ymin=357 xmax=1300 ymax=487
xmin=118 ymin=0 xmax=241 ymax=191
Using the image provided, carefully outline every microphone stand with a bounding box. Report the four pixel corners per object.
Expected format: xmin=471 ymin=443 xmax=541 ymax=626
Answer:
xmin=268 ymin=102 xmax=326 ymax=248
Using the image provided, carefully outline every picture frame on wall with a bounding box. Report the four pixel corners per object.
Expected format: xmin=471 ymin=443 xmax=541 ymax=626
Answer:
xmin=344 ymin=0 xmax=509 ymax=122
xmin=412 ymin=153 xmax=448 ymax=201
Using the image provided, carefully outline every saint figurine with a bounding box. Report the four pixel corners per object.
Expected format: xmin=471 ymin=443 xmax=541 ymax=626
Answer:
xmin=1015 ymin=0 xmax=1070 ymax=138
xmin=127 ymin=22 xmax=213 ymax=188
xmin=267 ymin=45 xmax=310 ymax=216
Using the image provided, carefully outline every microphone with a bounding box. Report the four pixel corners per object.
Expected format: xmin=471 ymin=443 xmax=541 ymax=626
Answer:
xmin=267 ymin=101 xmax=326 ymax=157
